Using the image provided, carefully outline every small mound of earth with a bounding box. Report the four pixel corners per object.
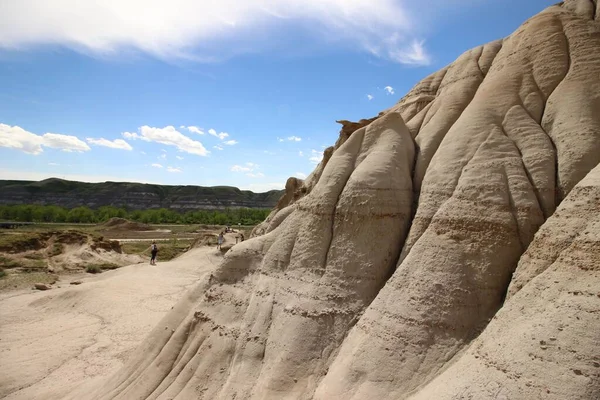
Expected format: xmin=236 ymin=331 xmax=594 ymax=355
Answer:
xmin=101 ymin=218 xmax=153 ymax=231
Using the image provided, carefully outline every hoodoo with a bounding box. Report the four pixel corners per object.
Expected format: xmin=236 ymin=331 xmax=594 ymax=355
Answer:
xmin=74 ymin=1 xmax=600 ymax=399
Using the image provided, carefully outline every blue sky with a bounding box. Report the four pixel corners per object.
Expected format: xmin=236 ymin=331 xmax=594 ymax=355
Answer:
xmin=0 ymin=0 xmax=555 ymax=192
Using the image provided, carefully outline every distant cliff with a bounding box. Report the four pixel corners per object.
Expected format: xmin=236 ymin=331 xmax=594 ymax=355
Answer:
xmin=0 ymin=178 xmax=283 ymax=210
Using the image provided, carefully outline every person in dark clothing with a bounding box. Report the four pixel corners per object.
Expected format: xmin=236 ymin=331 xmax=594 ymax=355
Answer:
xmin=150 ymin=241 xmax=158 ymax=265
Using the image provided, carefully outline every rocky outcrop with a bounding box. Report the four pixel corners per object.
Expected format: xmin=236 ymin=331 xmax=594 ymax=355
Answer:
xmin=72 ymin=1 xmax=600 ymax=399
xmin=0 ymin=179 xmax=282 ymax=211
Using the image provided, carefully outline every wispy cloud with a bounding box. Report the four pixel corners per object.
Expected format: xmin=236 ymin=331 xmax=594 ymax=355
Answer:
xmin=122 ymin=125 xmax=209 ymax=156
xmin=214 ymin=145 xmax=224 ymax=151
xmin=295 ymin=172 xmax=307 ymax=179
xmin=0 ymin=123 xmax=90 ymax=154
xmin=48 ymin=162 xmax=60 ymax=166
xmin=298 ymin=151 xmax=304 ymax=157
xmin=0 ymin=0 xmax=432 ymax=65
xmin=384 ymin=86 xmax=395 ymax=95
xmin=231 ymin=165 xmax=251 ymax=173
xmin=287 ymin=136 xmax=302 ymax=142
xmin=367 ymin=94 xmax=374 ymax=101
xmin=388 ymin=40 xmax=431 ymax=66
xmin=152 ymin=163 xmax=163 ymax=168
xmin=167 ymin=166 xmax=182 ymax=173
xmin=187 ymin=126 xmax=204 ymax=135
xmin=309 ymin=149 xmax=323 ymax=165
xmin=231 ymin=162 xmax=262 ymax=178
xmin=208 ymin=128 xmax=229 ymax=140
xmin=176 ymin=155 xmax=184 ymax=160
xmin=86 ymin=137 xmax=133 ymax=151
xmin=158 ymin=153 xmax=167 ymax=160
xmin=223 ymin=140 xmax=238 ymax=146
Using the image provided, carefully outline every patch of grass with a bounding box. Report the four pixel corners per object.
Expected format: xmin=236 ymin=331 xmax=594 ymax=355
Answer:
xmin=20 ymin=259 xmax=47 ymax=273
xmin=120 ymin=241 xmax=151 ymax=255
xmin=0 ymin=271 xmax=56 ymax=291
xmin=49 ymin=242 xmax=64 ymax=257
xmin=0 ymin=255 xmax=22 ymax=269
xmin=0 ymin=233 xmax=44 ymax=253
xmin=121 ymin=239 xmax=191 ymax=262
xmin=24 ymin=252 xmax=44 ymax=260
xmin=0 ymin=268 xmax=6 ymax=279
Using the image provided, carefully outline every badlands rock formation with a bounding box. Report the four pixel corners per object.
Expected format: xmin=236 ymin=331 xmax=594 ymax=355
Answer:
xmin=76 ymin=1 xmax=600 ymax=399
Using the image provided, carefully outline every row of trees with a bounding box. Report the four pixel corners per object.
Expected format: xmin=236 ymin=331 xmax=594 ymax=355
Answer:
xmin=0 ymin=205 xmax=271 ymax=225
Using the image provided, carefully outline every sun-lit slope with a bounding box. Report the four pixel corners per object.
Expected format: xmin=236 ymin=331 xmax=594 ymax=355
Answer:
xmin=76 ymin=1 xmax=600 ymax=399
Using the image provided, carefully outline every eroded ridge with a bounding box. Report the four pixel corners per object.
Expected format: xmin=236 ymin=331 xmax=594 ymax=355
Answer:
xmin=75 ymin=1 xmax=600 ymax=399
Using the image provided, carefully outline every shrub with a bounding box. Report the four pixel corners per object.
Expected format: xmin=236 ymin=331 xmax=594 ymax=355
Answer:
xmin=0 ymin=268 xmax=6 ymax=278
xmin=85 ymin=263 xmax=120 ymax=273
xmin=85 ymin=265 xmax=102 ymax=274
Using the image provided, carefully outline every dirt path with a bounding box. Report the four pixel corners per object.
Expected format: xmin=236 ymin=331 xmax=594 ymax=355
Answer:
xmin=0 ymin=246 xmax=221 ymax=400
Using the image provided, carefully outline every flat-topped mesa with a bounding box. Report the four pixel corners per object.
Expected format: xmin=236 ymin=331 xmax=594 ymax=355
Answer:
xmin=74 ymin=1 xmax=600 ymax=399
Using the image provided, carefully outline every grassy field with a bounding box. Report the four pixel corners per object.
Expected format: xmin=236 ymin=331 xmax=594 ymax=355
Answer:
xmin=120 ymin=238 xmax=194 ymax=262
xmin=0 ymin=221 xmax=257 ymax=291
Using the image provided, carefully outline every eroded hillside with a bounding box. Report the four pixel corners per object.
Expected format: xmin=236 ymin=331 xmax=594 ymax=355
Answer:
xmin=71 ymin=1 xmax=600 ymax=399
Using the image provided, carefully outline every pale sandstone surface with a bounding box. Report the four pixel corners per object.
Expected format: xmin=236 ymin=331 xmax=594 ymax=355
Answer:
xmin=1 ymin=1 xmax=599 ymax=399
xmin=0 ymin=247 xmax=218 ymax=400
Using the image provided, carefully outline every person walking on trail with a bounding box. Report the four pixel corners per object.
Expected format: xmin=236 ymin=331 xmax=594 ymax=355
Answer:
xmin=150 ymin=241 xmax=159 ymax=265
xmin=217 ymin=232 xmax=224 ymax=250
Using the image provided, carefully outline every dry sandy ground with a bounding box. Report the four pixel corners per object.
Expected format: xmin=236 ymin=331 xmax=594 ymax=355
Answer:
xmin=0 ymin=245 xmax=222 ymax=400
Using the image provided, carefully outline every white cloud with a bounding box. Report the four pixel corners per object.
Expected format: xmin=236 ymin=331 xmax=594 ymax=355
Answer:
xmin=367 ymin=94 xmax=374 ymax=101
xmin=244 ymin=182 xmax=285 ymax=192
xmin=167 ymin=166 xmax=182 ymax=173
xmin=48 ymin=162 xmax=60 ymax=166
xmin=223 ymin=140 xmax=238 ymax=146
xmin=384 ymin=86 xmax=395 ymax=95
xmin=388 ymin=40 xmax=431 ymax=66
xmin=123 ymin=132 xmax=138 ymax=140
xmin=287 ymin=136 xmax=302 ymax=142
xmin=0 ymin=123 xmax=90 ymax=154
xmin=264 ymin=150 xmax=276 ymax=155
xmin=187 ymin=126 xmax=204 ymax=135
xmin=298 ymin=151 xmax=304 ymax=157
xmin=214 ymin=145 xmax=224 ymax=151
xmin=208 ymin=128 xmax=229 ymax=140
xmin=140 ymin=151 xmax=147 ymax=155
xmin=309 ymin=149 xmax=324 ymax=165
xmin=152 ymin=163 xmax=163 ymax=168
xmin=295 ymin=172 xmax=307 ymax=179
xmin=0 ymin=1 xmax=433 ymax=66
xmin=0 ymin=124 xmax=44 ymax=154
xmin=278 ymin=137 xmax=285 ymax=142
xmin=159 ymin=153 xmax=167 ymax=160
xmin=122 ymin=125 xmax=209 ymax=156
xmin=232 ymin=162 xmax=260 ymax=174
xmin=231 ymin=165 xmax=251 ymax=172
xmin=176 ymin=156 xmax=184 ymax=160
xmin=86 ymin=137 xmax=133 ymax=150
xmin=43 ymin=133 xmax=91 ymax=152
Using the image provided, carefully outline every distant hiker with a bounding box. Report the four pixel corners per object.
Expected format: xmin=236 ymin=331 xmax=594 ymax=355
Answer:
xmin=240 ymin=233 xmax=245 ymax=242
xmin=150 ymin=241 xmax=158 ymax=265
xmin=217 ymin=232 xmax=224 ymax=249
